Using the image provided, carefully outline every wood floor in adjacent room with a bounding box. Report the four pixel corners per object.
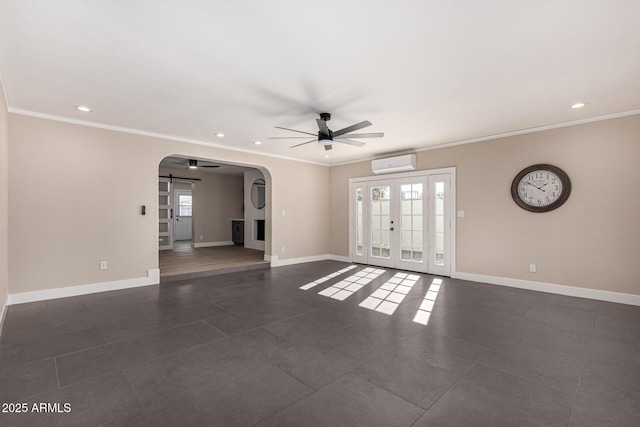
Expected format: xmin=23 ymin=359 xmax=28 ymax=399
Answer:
xmin=1 ymin=261 xmax=639 ymax=426
xmin=159 ymin=241 xmax=267 ymax=279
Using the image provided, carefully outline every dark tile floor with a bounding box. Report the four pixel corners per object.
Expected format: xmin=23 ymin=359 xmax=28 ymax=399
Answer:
xmin=1 ymin=261 xmax=639 ymax=426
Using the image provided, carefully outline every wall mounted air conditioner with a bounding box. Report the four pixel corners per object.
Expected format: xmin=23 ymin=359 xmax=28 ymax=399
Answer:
xmin=371 ymin=154 xmax=417 ymax=174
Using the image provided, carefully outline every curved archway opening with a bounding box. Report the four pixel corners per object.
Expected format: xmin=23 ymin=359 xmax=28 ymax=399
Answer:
xmin=157 ymin=155 xmax=272 ymax=281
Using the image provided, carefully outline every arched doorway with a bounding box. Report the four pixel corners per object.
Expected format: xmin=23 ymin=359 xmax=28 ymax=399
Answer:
xmin=157 ymin=155 xmax=271 ymax=281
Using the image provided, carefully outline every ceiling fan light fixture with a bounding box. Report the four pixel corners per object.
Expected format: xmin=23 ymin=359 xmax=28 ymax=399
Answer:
xmin=188 ymin=159 xmax=198 ymax=169
xmin=319 ymin=138 xmax=332 ymax=145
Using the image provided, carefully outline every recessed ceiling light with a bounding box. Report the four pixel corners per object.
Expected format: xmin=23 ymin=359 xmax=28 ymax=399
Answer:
xmin=74 ymin=105 xmax=91 ymax=112
xmin=324 ymin=155 xmax=330 ymax=158
xmin=215 ymin=133 xmax=225 ymax=137
xmin=254 ymin=141 xmax=262 ymax=145
xmin=571 ymin=102 xmax=587 ymax=109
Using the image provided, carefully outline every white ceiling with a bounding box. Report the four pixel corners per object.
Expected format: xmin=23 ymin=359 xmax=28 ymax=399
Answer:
xmin=1 ymin=1 xmax=639 ymax=165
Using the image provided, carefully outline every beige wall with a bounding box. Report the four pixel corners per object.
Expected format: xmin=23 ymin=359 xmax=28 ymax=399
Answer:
xmin=8 ymin=114 xmax=330 ymax=294
xmin=330 ymin=115 xmax=640 ymax=295
xmin=159 ymin=167 xmax=244 ymax=244
xmin=0 ymin=80 xmax=8 ymax=320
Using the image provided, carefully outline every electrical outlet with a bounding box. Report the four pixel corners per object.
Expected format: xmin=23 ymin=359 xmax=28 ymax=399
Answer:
xmin=200 ymin=235 xmax=203 ymax=240
xmin=100 ymin=261 xmax=108 ymax=270
xmin=281 ymin=246 xmax=285 ymax=253
xmin=529 ymin=264 xmax=536 ymax=273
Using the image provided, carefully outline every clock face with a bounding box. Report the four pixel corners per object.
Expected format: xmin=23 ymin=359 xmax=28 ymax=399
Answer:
xmin=517 ymin=170 xmax=563 ymax=207
xmin=511 ymin=164 xmax=571 ymax=212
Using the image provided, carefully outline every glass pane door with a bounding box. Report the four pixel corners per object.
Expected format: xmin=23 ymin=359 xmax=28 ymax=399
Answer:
xmin=395 ymin=176 xmax=428 ymax=272
xmin=349 ymin=171 xmax=453 ymax=276
xmin=369 ymin=182 xmax=394 ymax=267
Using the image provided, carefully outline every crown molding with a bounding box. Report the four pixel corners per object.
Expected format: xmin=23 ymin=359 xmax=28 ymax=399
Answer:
xmin=8 ymin=108 xmax=329 ymax=167
xmin=330 ymin=109 xmax=640 ymax=167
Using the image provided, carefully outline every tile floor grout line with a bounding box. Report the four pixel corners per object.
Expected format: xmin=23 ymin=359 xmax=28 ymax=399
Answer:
xmin=565 ymin=375 xmax=583 ymax=427
xmin=121 ymin=368 xmax=145 ymax=408
xmin=249 ymin=360 xmax=320 ymax=427
xmin=474 ymin=356 xmax=579 ymax=399
xmin=53 ymin=356 xmax=61 ymax=389
xmin=409 ymin=359 xmax=483 ymax=425
xmin=350 ymin=370 xmax=431 ymax=412
xmin=53 ymin=321 xmax=228 ymax=388
xmin=563 ymin=302 xmax=600 ymax=427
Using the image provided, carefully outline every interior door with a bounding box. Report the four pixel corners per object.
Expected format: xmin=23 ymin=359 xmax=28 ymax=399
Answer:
xmin=174 ymin=189 xmax=192 ymax=241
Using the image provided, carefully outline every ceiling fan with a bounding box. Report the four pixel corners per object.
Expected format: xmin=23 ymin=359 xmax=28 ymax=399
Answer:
xmin=170 ymin=159 xmax=220 ymax=169
xmin=270 ymin=113 xmax=384 ymax=151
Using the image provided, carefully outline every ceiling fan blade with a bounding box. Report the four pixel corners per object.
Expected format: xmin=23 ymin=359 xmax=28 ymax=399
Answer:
xmin=275 ymin=126 xmax=317 ymax=136
xmin=316 ymin=118 xmax=330 ymax=136
xmin=335 ymin=139 xmax=365 ymax=147
xmin=335 ymin=132 xmax=384 ymax=139
xmin=290 ymin=139 xmax=317 ymax=148
xmin=268 ymin=136 xmax=317 ymax=139
xmin=201 ymin=165 xmax=220 ymax=168
xmin=332 ymin=120 xmax=372 ymax=137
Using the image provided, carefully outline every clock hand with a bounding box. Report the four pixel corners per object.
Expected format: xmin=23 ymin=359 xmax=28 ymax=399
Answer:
xmin=524 ymin=182 xmax=545 ymax=192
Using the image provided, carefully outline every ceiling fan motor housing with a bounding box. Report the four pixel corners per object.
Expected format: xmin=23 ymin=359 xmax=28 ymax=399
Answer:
xmin=318 ymin=112 xmax=333 ymax=144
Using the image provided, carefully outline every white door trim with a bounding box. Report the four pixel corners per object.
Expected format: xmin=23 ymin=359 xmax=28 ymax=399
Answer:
xmin=349 ymin=167 xmax=456 ymax=276
xmin=173 ymin=189 xmax=193 ymax=241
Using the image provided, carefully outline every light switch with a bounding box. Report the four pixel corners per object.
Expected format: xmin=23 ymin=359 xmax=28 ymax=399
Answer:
xmin=457 ymin=210 xmax=465 ymax=217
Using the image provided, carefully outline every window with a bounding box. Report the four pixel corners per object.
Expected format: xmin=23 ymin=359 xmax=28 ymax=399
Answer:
xmin=178 ymin=194 xmax=192 ymax=217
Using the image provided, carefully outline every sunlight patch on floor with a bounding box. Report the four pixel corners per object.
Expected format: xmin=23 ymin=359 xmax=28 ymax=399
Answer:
xmin=412 ymin=278 xmax=442 ymax=325
xmin=358 ymin=273 xmax=420 ymax=315
xmin=299 ymin=265 xmax=358 ymax=290
xmin=317 ymin=267 xmax=386 ymax=301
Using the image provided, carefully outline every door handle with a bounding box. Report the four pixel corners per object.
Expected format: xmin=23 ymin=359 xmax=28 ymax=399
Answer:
xmin=390 ymin=227 xmax=394 ymax=231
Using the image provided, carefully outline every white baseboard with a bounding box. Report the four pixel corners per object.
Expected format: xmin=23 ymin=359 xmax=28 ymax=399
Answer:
xmin=270 ymin=254 xmax=353 ymax=267
xmin=192 ymin=241 xmax=234 ymax=248
xmin=7 ymin=269 xmax=160 ymax=305
xmin=454 ymin=272 xmax=640 ymax=306
xmin=328 ymin=254 xmax=352 ymax=263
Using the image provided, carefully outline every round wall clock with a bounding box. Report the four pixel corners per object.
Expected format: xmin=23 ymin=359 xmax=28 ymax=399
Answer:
xmin=511 ymin=164 xmax=571 ymax=212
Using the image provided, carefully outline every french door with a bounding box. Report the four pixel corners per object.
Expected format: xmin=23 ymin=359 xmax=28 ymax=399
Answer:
xmin=350 ymin=171 xmax=453 ymax=275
